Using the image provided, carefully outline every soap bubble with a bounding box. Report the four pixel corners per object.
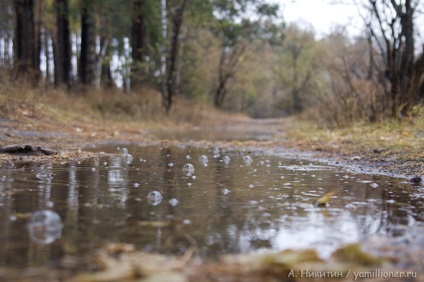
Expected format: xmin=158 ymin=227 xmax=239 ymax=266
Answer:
xmin=213 ymin=147 xmax=220 ymax=158
xmin=120 ymin=148 xmax=133 ymax=165
xmin=198 ymin=155 xmax=208 ymax=166
xmin=147 ymin=191 xmax=163 ymax=206
xmin=27 ymin=210 xmax=63 ymax=245
xmin=223 ymin=155 xmax=231 ymax=165
xmin=169 ymin=198 xmax=179 ymax=206
xmin=182 ymin=163 xmax=195 ymax=176
xmin=243 ymin=155 xmax=253 ymax=166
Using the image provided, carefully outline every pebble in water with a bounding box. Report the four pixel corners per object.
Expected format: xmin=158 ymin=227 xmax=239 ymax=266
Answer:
xmin=147 ymin=191 xmax=163 ymax=206
xmin=198 ymin=155 xmax=208 ymax=166
xmin=27 ymin=210 xmax=63 ymax=245
xmin=182 ymin=163 xmax=195 ymax=176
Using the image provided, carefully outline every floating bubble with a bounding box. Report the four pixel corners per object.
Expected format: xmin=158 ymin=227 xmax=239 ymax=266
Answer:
xmin=370 ymin=183 xmax=379 ymax=188
xmin=182 ymin=163 xmax=195 ymax=176
xmin=133 ymin=183 xmax=140 ymax=187
xmin=186 ymin=155 xmax=192 ymax=160
xmin=222 ymin=188 xmax=231 ymax=195
xmin=103 ymin=161 xmax=108 ymax=166
xmin=35 ymin=165 xmax=53 ymax=181
xmin=198 ymin=155 xmax=208 ymax=166
xmin=120 ymin=148 xmax=133 ymax=165
xmin=27 ymin=210 xmax=63 ymax=245
xmin=243 ymin=155 xmax=253 ymax=166
xmin=183 ymin=219 xmax=192 ymax=225
xmin=223 ymin=155 xmax=231 ymax=165
xmin=147 ymin=191 xmax=163 ymax=206
xmin=169 ymin=198 xmax=179 ymax=206
xmin=248 ymin=184 xmax=255 ymax=189
xmin=168 ymin=162 xmax=174 ymax=167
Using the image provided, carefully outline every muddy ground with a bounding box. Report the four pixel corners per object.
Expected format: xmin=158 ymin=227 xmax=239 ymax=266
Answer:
xmin=0 ymin=114 xmax=422 ymax=181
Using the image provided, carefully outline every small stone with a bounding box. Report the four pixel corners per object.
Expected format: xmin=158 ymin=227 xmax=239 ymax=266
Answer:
xmin=408 ymin=176 xmax=422 ymax=185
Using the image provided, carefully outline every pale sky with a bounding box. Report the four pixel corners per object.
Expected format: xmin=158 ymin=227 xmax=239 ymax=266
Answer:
xmin=275 ymin=0 xmax=364 ymax=37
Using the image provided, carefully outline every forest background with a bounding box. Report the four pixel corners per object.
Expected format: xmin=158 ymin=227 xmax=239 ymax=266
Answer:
xmin=1 ymin=0 xmax=424 ymax=129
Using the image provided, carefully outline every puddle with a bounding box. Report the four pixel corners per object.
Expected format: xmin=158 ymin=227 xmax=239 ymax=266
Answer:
xmin=0 ymin=144 xmax=422 ymax=270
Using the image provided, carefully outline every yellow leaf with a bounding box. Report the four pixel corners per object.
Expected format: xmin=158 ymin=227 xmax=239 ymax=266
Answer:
xmin=313 ymin=192 xmax=335 ymax=207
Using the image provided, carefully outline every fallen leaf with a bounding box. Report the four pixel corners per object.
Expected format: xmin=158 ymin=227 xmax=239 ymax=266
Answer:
xmin=313 ymin=192 xmax=335 ymax=207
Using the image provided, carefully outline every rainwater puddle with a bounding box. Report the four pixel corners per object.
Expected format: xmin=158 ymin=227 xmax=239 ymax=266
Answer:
xmin=0 ymin=144 xmax=423 ymax=269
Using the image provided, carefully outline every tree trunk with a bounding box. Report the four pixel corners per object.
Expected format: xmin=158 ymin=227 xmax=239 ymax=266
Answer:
xmin=131 ymin=0 xmax=147 ymax=89
xmin=79 ymin=0 xmax=96 ymax=85
xmin=163 ymin=0 xmax=188 ymax=113
xmin=13 ymin=0 xmax=39 ymax=82
xmin=54 ymin=0 xmax=72 ymax=88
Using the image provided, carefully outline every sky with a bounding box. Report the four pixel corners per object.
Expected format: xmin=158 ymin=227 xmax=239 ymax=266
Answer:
xmin=274 ymin=0 xmax=365 ymax=38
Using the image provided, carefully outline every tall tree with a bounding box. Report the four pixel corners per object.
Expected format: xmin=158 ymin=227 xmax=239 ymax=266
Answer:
xmin=131 ymin=0 xmax=147 ymax=89
xmin=79 ymin=0 xmax=96 ymax=85
xmin=54 ymin=0 xmax=71 ymax=88
xmin=276 ymin=24 xmax=319 ymax=113
xmin=13 ymin=0 xmax=40 ymax=81
xmin=367 ymin=0 xmax=424 ymax=118
xmin=162 ymin=0 xmax=188 ymax=113
xmin=212 ymin=0 xmax=278 ymax=109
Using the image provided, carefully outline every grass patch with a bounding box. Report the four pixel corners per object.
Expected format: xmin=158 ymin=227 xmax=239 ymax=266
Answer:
xmin=286 ymin=111 xmax=424 ymax=167
xmin=0 ymin=83 xmax=237 ymax=132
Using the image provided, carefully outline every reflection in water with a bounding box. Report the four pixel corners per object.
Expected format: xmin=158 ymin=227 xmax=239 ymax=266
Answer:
xmin=0 ymin=144 xmax=422 ymax=270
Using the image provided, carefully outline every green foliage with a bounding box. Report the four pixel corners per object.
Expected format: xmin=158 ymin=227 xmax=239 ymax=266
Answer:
xmin=274 ymin=23 xmax=324 ymax=114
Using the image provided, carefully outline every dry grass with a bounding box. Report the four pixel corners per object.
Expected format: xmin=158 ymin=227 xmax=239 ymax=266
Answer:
xmin=0 ymin=81 xmax=238 ymax=132
xmin=287 ymin=110 xmax=424 ymax=170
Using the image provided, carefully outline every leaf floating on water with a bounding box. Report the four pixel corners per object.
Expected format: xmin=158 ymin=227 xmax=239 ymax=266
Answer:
xmin=10 ymin=212 xmax=31 ymax=219
xmin=137 ymin=221 xmax=171 ymax=228
xmin=313 ymin=192 xmax=335 ymax=207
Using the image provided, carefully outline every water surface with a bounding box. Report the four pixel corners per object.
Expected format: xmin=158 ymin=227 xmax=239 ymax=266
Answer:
xmin=0 ymin=144 xmax=422 ymax=270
